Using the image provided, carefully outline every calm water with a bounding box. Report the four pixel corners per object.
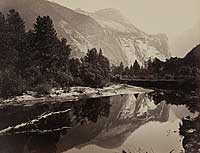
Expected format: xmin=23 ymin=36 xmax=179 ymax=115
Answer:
xmin=0 ymin=90 xmax=198 ymax=153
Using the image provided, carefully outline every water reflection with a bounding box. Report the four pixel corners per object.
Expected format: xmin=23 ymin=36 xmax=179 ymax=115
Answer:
xmin=0 ymin=90 xmax=198 ymax=153
xmin=0 ymin=97 xmax=111 ymax=153
xmin=149 ymin=90 xmax=200 ymax=153
xmin=149 ymin=90 xmax=200 ymax=113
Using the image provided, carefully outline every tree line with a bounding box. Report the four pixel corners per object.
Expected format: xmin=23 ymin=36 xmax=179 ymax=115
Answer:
xmin=1 ymin=9 xmax=197 ymax=99
xmin=112 ymin=60 xmax=141 ymax=78
xmin=0 ymin=9 xmax=111 ymax=98
xmin=112 ymin=55 xmax=198 ymax=80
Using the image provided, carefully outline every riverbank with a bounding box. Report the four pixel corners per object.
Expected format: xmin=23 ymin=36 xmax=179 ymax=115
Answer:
xmin=0 ymin=84 xmax=153 ymax=106
xmin=119 ymin=79 xmax=196 ymax=91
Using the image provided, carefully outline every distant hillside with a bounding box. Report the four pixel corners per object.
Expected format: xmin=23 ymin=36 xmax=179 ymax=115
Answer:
xmin=152 ymin=44 xmax=200 ymax=80
xmin=77 ymin=8 xmax=171 ymax=65
xmin=0 ymin=0 xmax=171 ymax=65
xmin=183 ymin=44 xmax=200 ymax=69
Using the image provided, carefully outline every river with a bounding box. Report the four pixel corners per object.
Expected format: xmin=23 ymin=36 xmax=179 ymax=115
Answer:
xmin=0 ymin=88 xmax=199 ymax=153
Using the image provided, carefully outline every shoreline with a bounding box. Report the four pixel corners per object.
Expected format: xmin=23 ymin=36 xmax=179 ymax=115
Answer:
xmin=0 ymin=84 xmax=153 ymax=107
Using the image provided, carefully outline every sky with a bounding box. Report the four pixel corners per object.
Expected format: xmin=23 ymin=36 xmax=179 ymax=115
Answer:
xmin=50 ymin=0 xmax=200 ymax=35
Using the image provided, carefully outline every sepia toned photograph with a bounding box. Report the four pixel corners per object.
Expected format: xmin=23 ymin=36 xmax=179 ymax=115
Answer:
xmin=0 ymin=0 xmax=199 ymax=153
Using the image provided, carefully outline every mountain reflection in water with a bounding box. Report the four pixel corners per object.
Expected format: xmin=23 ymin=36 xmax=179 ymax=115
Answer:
xmin=0 ymin=90 xmax=198 ymax=153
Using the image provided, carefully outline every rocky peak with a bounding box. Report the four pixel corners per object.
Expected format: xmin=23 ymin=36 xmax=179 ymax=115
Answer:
xmin=0 ymin=0 xmax=171 ymax=65
xmin=94 ymin=8 xmax=131 ymax=25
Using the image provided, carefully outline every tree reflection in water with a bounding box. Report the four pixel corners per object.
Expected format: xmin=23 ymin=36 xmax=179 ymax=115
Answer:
xmin=73 ymin=97 xmax=111 ymax=124
xmin=0 ymin=97 xmax=111 ymax=153
xmin=0 ymin=90 xmax=199 ymax=153
xmin=149 ymin=90 xmax=200 ymax=153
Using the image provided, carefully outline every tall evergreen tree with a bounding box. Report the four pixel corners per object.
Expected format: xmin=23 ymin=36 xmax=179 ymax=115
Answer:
xmin=133 ymin=60 xmax=140 ymax=75
xmin=129 ymin=64 xmax=134 ymax=76
xmin=0 ymin=10 xmax=25 ymax=98
xmin=25 ymin=16 xmax=72 ymax=88
xmin=6 ymin=9 xmax=25 ymax=35
xmin=0 ymin=12 xmax=5 ymax=30
xmin=69 ymin=58 xmax=81 ymax=78
xmin=6 ymin=9 xmax=25 ymax=73
xmin=6 ymin=9 xmax=25 ymax=58
xmin=81 ymin=48 xmax=111 ymax=87
xmin=69 ymin=58 xmax=82 ymax=85
xmin=32 ymin=15 xmax=58 ymax=77
xmin=118 ymin=62 xmax=124 ymax=75
xmin=123 ymin=66 xmax=129 ymax=76
xmin=0 ymin=12 xmax=7 ymax=71
xmin=98 ymin=48 xmax=111 ymax=80
xmin=0 ymin=9 xmax=25 ymax=71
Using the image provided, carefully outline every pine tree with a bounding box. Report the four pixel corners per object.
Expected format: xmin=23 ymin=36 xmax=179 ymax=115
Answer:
xmin=6 ymin=9 xmax=26 ymax=73
xmin=0 ymin=12 xmax=5 ymax=30
xmin=129 ymin=64 xmax=134 ymax=76
xmin=81 ymin=48 xmax=111 ymax=87
xmin=27 ymin=16 xmax=71 ymax=87
xmin=69 ymin=58 xmax=81 ymax=77
xmin=69 ymin=58 xmax=82 ymax=85
xmin=0 ymin=12 xmax=7 ymax=71
xmin=118 ymin=62 xmax=124 ymax=75
xmin=123 ymin=66 xmax=129 ymax=76
xmin=84 ymin=48 xmax=99 ymax=64
xmin=98 ymin=48 xmax=111 ymax=80
xmin=6 ymin=9 xmax=25 ymax=36
xmin=0 ymin=9 xmax=25 ymax=71
xmin=133 ymin=60 xmax=140 ymax=75
xmin=0 ymin=10 xmax=25 ymax=98
xmin=32 ymin=16 xmax=58 ymax=76
xmin=6 ymin=9 xmax=25 ymax=57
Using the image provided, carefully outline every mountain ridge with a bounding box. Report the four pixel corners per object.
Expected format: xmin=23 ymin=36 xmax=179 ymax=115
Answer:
xmin=74 ymin=7 xmax=171 ymax=65
xmin=0 ymin=0 xmax=171 ymax=65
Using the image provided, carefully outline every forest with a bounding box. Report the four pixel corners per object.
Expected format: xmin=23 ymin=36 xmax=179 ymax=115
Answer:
xmin=113 ymin=49 xmax=199 ymax=81
xmin=0 ymin=9 xmax=111 ymax=98
xmin=0 ymin=9 xmax=198 ymax=99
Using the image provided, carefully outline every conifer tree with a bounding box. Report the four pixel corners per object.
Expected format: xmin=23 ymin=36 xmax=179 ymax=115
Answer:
xmin=0 ymin=12 xmax=7 ymax=71
xmin=0 ymin=10 xmax=25 ymax=98
xmin=0 ymin=9 xmax=25 ymax=71
xmin=0 ymin=12 xmax=5 ymax=30
xmin=69 ymin=58 xmax=82 ymax=85
xmin=26 ymin=16 xmax=72 ymax=88
xmin=133 ymin=60 xmax=140 ymax=75
xmin=118 ymin=62 xmax=124 ymax=75
xmin=6 ymin=9 xmax=25 ymax=36
xmin=81 ymin=48 xmax=111 ymax=87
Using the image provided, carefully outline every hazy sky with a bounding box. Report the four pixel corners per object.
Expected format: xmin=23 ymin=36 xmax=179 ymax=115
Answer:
xmin=50 ymin=0 xmax=200 ymax=35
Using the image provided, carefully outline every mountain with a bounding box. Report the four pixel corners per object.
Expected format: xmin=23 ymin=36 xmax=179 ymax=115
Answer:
xmin=56 ymin=94 xmax=169 ymax=152
xmin=144 ymin=44 xmax=200 ymax=85
xmin=76 ymin=8 xmax=171 ymax=65
xmin=0 ymin=0 xmax=171 ymax=65
xmin=170 ymin=20 xmax=200 ymax=57
xmin=183 ymin=44 xmax=200 ymax=70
